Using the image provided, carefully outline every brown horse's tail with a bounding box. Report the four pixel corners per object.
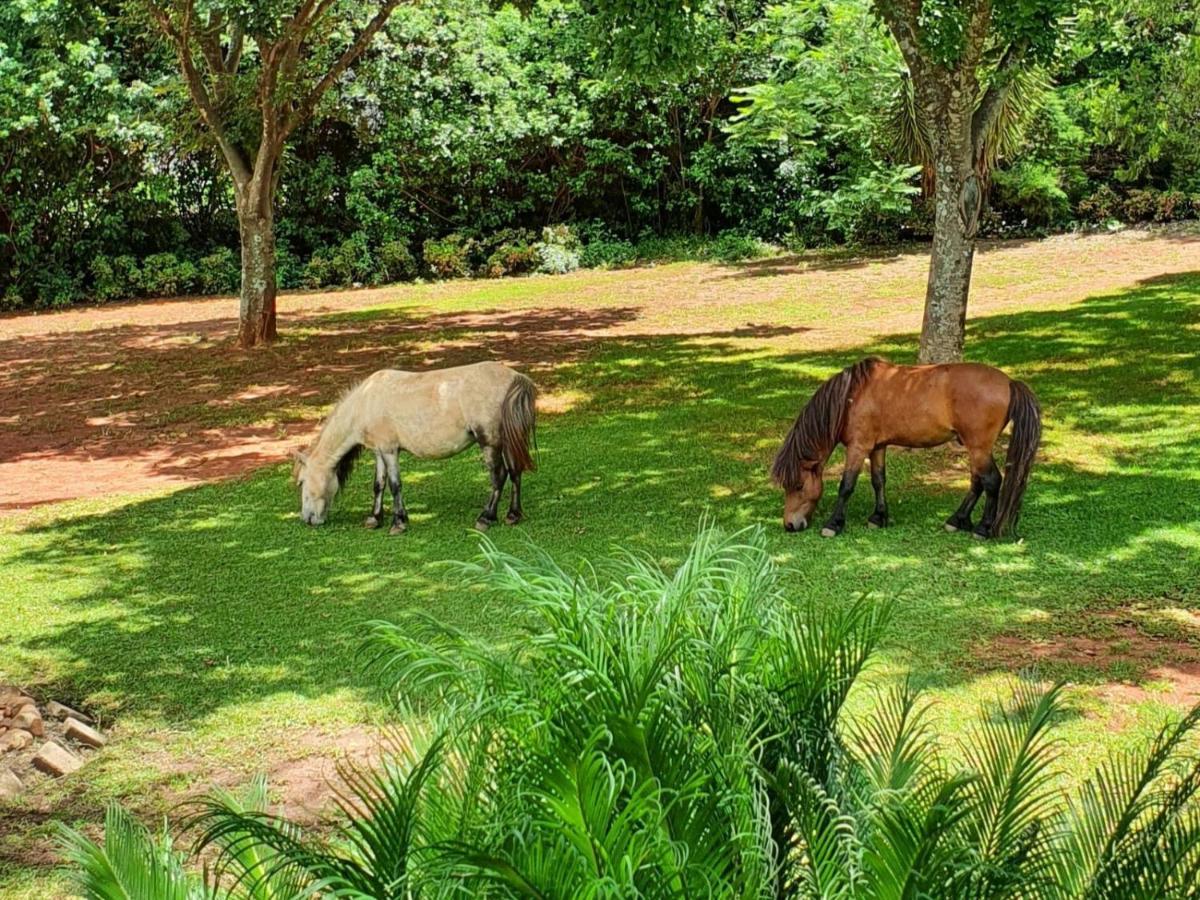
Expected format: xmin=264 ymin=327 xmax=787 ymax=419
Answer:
xmin=499 ymin=373 xmax=538 ymax=473
xmin=993 ymin=379 xmax=1041 ymax=538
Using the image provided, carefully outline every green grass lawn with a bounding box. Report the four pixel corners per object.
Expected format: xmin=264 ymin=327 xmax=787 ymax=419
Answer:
xmin=2 ymin=267 xmax=1199 ymax=896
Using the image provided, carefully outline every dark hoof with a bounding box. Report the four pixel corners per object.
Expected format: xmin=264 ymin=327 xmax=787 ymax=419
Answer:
xmin=820 ymin=526 xmax=840 ymax=538
xmin=474 ymin=518 xmax=492 ymax=532
xmin=388 ymin=522 xmax=407 ymax=536
xmin=867 ymin=514 xmax=888 ymax=529
xmin=364 ymin=516 xmax=381 ymax=529
xmin=505 ymin=511 xmax=523 ymax=526
xmin=945 ymin=517 xmax=970 ymax=533
xmin=972 ymin=525 xmax=991 ymax=540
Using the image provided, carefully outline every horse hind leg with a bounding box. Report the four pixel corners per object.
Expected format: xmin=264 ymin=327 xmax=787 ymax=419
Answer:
xmin=505 ymin=465 xmax=523 ymax=525
xmin=945 ymin=447 xmax=996 ymax=535
xmin=475 ymin=445 xmax=508 ymax=532
xmin=365 ymin=451 xmax=386 ymax=529
xmin=972 ymin=457 xmax=1002 ymax=540
xmin=383 ymin=450 xmax=408 ymax=535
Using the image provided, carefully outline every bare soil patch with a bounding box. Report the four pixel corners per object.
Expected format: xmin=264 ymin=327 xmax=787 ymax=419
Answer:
xmin=980 ymin=608 xmax=1200 ymax=709
xmin=2 ymin=228 xmax=1198 ymax=512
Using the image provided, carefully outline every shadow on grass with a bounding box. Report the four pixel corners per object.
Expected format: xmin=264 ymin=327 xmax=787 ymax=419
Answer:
xmin=3 ymin=272 xmax=1197 ymax=729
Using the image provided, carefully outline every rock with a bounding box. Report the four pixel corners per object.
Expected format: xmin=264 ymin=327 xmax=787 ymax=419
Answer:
xmin=64 ymin=718 xmax=106 ymax=749
xmin=0 ymin=729 xmax=32 ymax=752
xmin=33 ymin=742 xmax=82 ymax=777
xmin=11 ymin=707 xmax=43 ymax=738
xmin=0 ymin=769 xmax=22 ymax=800
xmin=45 ymin=701 xmax=94 ymax=725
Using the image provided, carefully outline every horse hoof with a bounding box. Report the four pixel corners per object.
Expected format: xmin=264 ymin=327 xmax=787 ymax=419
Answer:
xmin=973 ymin=530 xmax=989 ymax=541
xmin=474 ymin=518 xmax=492 ymax=532
xmin=364 ymin=516 xmax=380 ymax=529
xmin=944 ymin=523 xmax=959 ymax=533
xmin=820 ymin=527 xmax=838 ymax=538
xmin=388 ymin=522 xmax=407 ymax=536
xmin=505 ymin=512 xmax=523 ymax=526
xmin=867 ymin=517 xmax=887 ymax=529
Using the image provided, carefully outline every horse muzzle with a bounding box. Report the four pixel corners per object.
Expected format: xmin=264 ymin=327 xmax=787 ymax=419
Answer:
xmin=785 ymin=517 xmax=808 ymax=533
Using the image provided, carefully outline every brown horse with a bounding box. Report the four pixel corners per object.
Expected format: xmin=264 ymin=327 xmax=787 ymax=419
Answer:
xmin=771 ymin=358 xmax=1041 ymax=539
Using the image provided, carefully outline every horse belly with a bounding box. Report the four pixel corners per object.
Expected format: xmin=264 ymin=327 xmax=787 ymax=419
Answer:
xmin=401 ymin=420 xmax=475 ymax=459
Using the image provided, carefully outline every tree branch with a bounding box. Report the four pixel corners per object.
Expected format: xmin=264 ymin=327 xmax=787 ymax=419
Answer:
xmin=971 ymin=40 xmax=1029 ymax=151
xmin=875 ymin=0 xmax=926 ymax=74
xmin=281 ymin=0 xmax=404 ymax=140
xmin=147 ymin=1 xmax=252 ymax=187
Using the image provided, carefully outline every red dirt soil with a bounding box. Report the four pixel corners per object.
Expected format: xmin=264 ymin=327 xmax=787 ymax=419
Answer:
xmin=2 ymin=228 xmax=1198 ymax=513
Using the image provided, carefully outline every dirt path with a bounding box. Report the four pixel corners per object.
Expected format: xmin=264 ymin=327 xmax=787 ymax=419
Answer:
xmin=1 ymin=228 xmax=1197 ymax=513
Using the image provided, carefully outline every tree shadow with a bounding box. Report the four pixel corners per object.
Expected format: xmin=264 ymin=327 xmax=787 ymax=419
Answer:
xmin=4 ymin=271 xmax=1198 ymax=722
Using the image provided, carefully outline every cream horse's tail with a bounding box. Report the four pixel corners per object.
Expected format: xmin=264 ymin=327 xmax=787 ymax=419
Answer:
xmin=499 ymin=373 xmax=537 ymax=473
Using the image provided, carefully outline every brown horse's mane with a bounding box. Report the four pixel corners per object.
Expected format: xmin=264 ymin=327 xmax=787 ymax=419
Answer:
xmin=772 ymin=358 xmax=880 ymax=488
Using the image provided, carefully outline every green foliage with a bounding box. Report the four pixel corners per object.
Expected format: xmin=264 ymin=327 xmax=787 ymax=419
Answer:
xmin=196 ymin=247 xmax=240 ymax=295
xmin=422 ymin=233 xmax=476 ymax=279
xmin=58 ymin=527 xmax=1200 ymax=897
xmin=992 ymin=162 xmax=1071 ymax=226
xmin=534 ymin=224 xmax=581 ymax=274
xmin=2 ymin=0 xmax=1198 ymax=308
xmin=375 ymin=239 xmax=417 ymax=283
xmin=579 ymin=237 xmax=638 ymax=269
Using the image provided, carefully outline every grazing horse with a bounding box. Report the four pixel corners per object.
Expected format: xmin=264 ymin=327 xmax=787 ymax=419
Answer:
xmin=293 ymin=362 xmax=537 ymax=533
xmin=771 ymin=358 xmax=1040 ymax=539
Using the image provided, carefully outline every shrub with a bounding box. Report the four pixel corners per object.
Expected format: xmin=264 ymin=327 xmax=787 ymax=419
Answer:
xmin=140 ymin=252 xmax=197 ymax=297
xmin=112 ymin=255 xmax=143 ymax=296
xmin=196 ymin=247 xmax=239 ymax=295
xmin=1155 ymin=190 xmax=1190 ymax=222
xmin=992 ymin=162 xmax=1070 ymax=227
xmin=535 ymin=223 xmax=581 ymax=274
xmin=301 ymin=250 xmax=334 ymax=289
xmin=59 ymin=527 xmax=1200 ymax=898
xmin=89 ymin=255 xmax=126 ymax=302
xmin=481 ymin=228 xmax=539 ymax=277
xmin=327 ymin=233 xmax=374 ymax=286
xmin=579 ymin=237 xmax=638 ymax=269
xmin=709 ymin=231 xmax=771 ymax=263
xmin=1077 ymin=185 xmax=1122 ymax=223
xmin=374 ymin=239 xmax=417 ymax=283
xmin=422 ymin=233 xmax=475 ymax=279
xmin=1122 ymin=188 xmax=1159 ymax=223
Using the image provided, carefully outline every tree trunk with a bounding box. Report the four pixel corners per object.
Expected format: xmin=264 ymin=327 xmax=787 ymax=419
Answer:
xmin=235 ymin=201 xmax=277 ymax=348
xmin=918 ymin=91 xmax=979 ymax=364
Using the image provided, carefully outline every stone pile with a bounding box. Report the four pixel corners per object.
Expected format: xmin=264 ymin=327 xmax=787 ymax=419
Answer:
xmin=0 ymin=686 xmax=106 ymax=801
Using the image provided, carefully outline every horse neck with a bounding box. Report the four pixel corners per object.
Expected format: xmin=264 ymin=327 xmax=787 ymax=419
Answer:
xmin=311 ymin=400 xmax=362 ymax=470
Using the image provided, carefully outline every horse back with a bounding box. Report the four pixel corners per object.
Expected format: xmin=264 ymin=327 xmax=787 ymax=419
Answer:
xmin=356 ymin=363 xmax=523 ymax=458
xmin=847 ymin=361 xmax=1012 ymax=449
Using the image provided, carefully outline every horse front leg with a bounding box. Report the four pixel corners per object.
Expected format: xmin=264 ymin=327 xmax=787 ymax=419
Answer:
xmin=383 ymin=450 xmax=408 ymax=535
xmin=364 ymin=451 xmax=385 ymax=529
xmin=475 ymin=446 xmax=508 ymax=532
xmin=821 ymin=446 xmax=867 ymax=538
xmin=867 ymin=447 xmax=889 ymax=528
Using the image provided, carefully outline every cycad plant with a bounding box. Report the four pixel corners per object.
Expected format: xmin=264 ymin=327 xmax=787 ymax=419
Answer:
xmin=60 ymin=526 xmax=1200 ymax=898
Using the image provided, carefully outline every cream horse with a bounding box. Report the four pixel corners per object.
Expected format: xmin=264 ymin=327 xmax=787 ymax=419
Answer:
xmin=293 ymin=362 xmax=537 ymax=533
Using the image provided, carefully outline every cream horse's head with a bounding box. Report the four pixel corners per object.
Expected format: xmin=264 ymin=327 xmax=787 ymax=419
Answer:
xmin=293 ymin=451 xmax=339 ymax=526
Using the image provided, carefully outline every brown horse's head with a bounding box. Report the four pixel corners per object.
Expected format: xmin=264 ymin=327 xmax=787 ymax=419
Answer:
xmin=772 ymin=359 xmax=878 ymax=532
xmin=780 ymin=460 xmax=824 ymax=531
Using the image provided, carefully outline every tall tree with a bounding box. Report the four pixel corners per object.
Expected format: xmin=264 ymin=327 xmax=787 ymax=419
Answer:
xmin=874 ymin=0 xmax=1070 ymax=362
xmin=143 ymin=0 xmax=403 ymax=347
xmin=589 ymin=0 xmax=1071 ymax=362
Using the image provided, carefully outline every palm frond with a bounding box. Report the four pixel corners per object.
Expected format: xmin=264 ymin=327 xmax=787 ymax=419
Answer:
xmin=57 ymin=803 xmax=210 ymax=900
xmin=954 ymin=679 xmax=1065 ymax=898
xmin=1053 ymin=702 xmax=1200 ymax=900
